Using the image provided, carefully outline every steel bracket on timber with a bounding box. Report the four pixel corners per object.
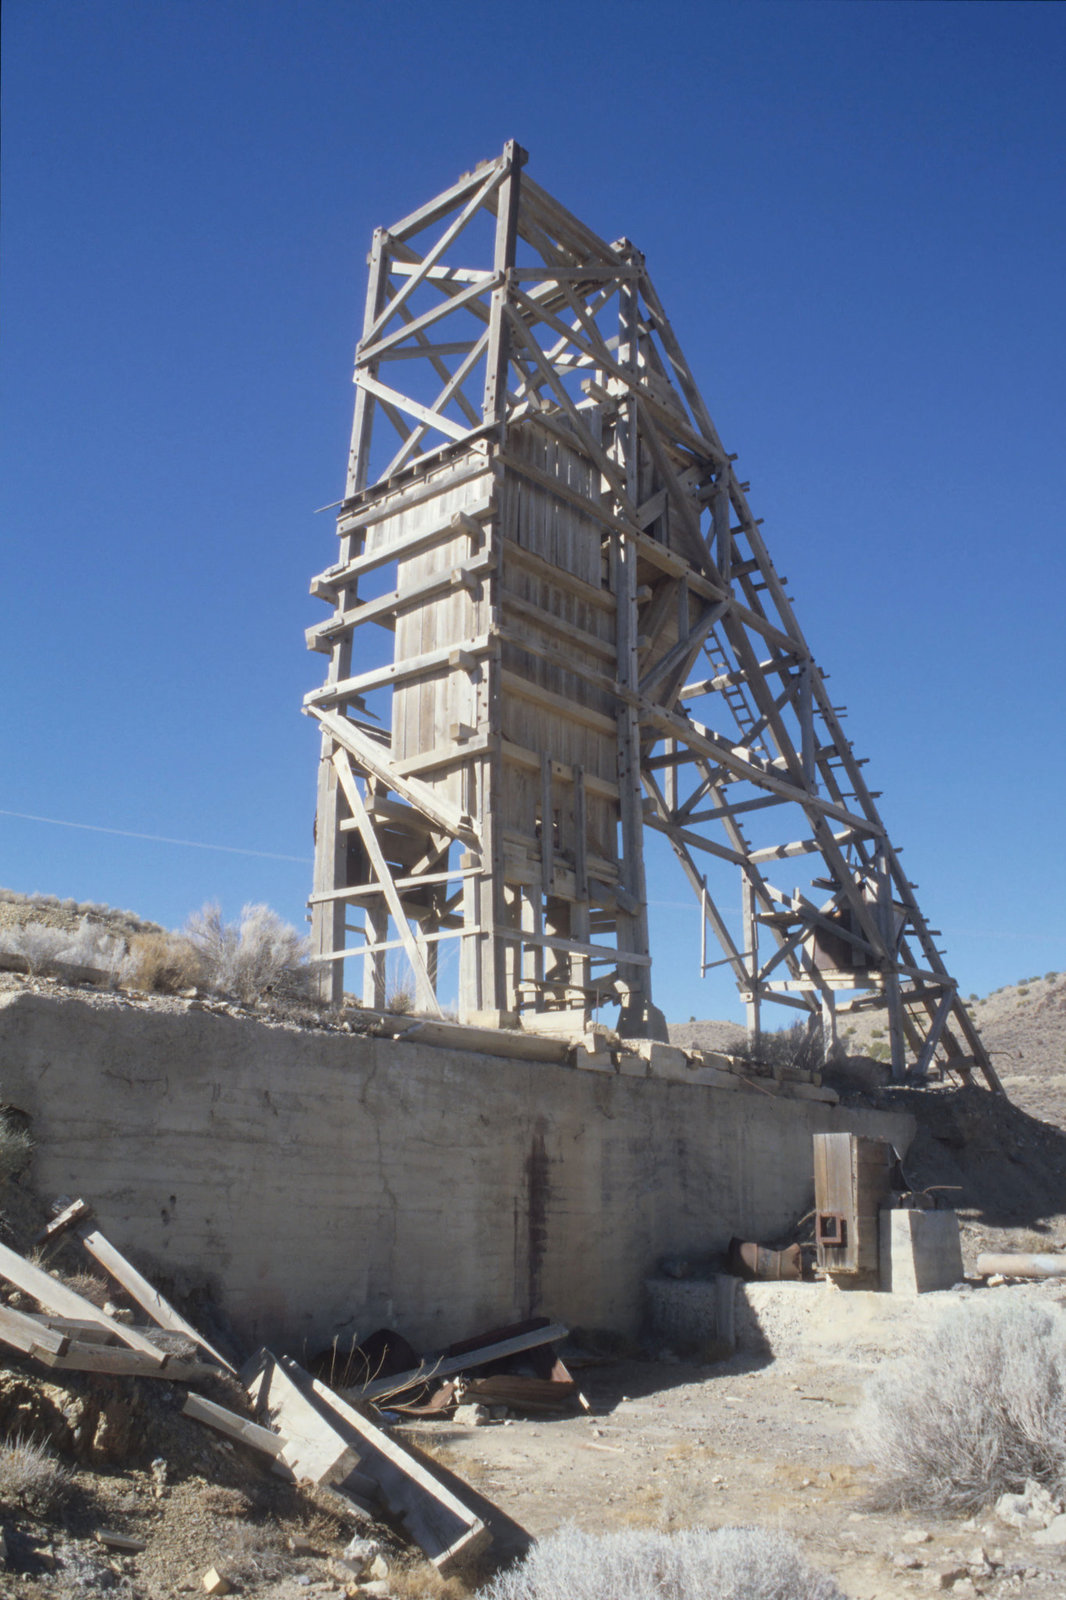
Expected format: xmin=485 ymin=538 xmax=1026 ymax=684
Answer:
xmin=304 ymin=141 xmax=1000 ymax=1094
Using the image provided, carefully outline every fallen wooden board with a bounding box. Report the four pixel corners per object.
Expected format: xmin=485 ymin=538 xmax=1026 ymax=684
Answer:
xmin=298 ymin=1361 xmax=490 ymax=1574
xmin=354 ymin=1321 xmax=568 ymax=1402
xmin=182 ymin=1393 xmax=287 ymax=1459
xmin=94 ymin=1529 xmax=146 ymax=1553
xmin=244 ymin=1351 xmax=377 ymax=1507
xmin=0 ymin=1303 xmax=69 ymax=1357
xmin=34 ymin=1198 xmax=93 ymax=1248
xmin=29 ymin=1341 xmax=215 ymax=1380
xmin=0 ymin=1239 xmax=166 ymax=1365
xmin=77 ymin=1228 xmax=235 ymax=1372
xmin=460 ymin=1374 xmax=578 ymax=1412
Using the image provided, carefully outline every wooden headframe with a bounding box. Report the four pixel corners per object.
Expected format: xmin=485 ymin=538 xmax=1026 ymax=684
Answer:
xmin=305 ymin=142 xmax=1000 ymax=1088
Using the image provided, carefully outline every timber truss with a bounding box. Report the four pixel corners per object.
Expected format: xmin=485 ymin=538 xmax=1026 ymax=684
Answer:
xmin=305 ymin=141 xmax=1000 ymax=1090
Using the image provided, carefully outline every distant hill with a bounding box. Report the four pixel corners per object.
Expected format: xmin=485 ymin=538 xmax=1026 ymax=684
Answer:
xmin=669 ymin=971 xmax=1066 ymax=1134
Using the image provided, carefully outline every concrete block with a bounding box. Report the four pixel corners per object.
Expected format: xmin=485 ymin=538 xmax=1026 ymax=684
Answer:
xmin=687 ymin=1065 xmax=741 ymax=1090
xmin=520 ymin=1009 xmax=588 ymax=1038
xmin=638 ymin=1042 xmax=689 ymax=1079
xmin=783 ymin=1081 xmax=840 ymax=1105
xmin=570 ymin=1044 xmax=614 ymax=1073
xmin=880 ymin=1208 xmax=964 ymax=1294
xmin=690 ymin=1050 xmax=735 ymax=1073
xmin=615 ymin=1052 xmax=648 ymax=1078
xmin=645 ymin=1275 xmax=736 ymax=1356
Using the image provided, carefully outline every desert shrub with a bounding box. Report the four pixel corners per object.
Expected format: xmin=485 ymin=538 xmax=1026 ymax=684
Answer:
xmin=1046 ymin=972 xmax=1059 ymax=981
xmin=856 ymin=1299 xmax=1066 ymax=1515
xmin=0 ymin=1112 xmax=34 ymax=1183
xmin=479 ymin=1525 xmax=844 ymax=1600
xmin=60 ymin=915 xmax=126 ymax=975
xmin=184 ymin=902 xmax=309 ymax=1003
xmin=0 ymin=1435 xmax=71 ymax=1516
xmin=121 ymin=930 xmax=202 ymax=993
xmin=0 ymin=923 xmax=69 ymax=977
xmin=731 ymin=1020 xmax=823 ymax=1075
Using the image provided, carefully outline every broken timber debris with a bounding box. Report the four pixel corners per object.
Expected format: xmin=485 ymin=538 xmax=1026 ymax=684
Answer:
xmin=244 ymin=1349 xmax=492 ymax=1572
xmin=351 ymin=1318 xmax=570 ymax=1404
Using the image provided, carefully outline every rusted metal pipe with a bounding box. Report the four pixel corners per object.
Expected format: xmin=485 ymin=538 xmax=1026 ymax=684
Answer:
xmin=975 ymin=1253 xmax=1066 ymax=1280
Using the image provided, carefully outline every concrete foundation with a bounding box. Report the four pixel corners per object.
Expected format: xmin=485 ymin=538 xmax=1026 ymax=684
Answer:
xmin=879 ymin=1207 xmax=964 ymax=1294
xmin=0 ymin=989 xmax=914 ymax=1354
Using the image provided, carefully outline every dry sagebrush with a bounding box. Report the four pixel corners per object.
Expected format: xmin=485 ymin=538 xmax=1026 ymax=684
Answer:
xmin=184 ymin=902 xmax=310 ymax=1002
xmin=478 ymin=1525 xmax=845 ymax=1600
xmin=856 ymin=1298 xmax=1066 ymax=1515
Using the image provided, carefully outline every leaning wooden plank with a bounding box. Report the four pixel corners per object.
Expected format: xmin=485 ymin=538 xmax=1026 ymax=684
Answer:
xmin=354 ymin=1321 xmax=569 ymax=1402
xmin=182 ymin=1393 xmax=287 ymax=1459
xmin=0 ymin=1303 xmax=69 ymax=1357
xmin=296 ymin=1362 xmax=489 ymax=1573
xmin=243 ymin=1351 xmax=377 ymax=1505
xmin=30 ymin=1341 xmax=215 ymax=1379
xmin=76 ymin=1228 xmax=235 ymax=1372
xmin=33 ymin=1197 xmax=93 ymax=1248
xmin=0 ymin=1239 xmax=166 ymax=1364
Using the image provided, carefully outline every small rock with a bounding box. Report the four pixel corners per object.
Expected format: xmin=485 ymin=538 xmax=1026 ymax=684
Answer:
xmin=952 ymin=1582 xmax=977 ymax=1598
xmin=369 ymin=1554 xmax=390 ymax=1579
xmin=287 ymin=1535 xmax=316 ymax=1555
xmin=202 ymin=1569 xmax=233 ymax=1597
xmin=341 ymin=1538 xmax=381 ymax=1576
xmin=986 ymin=1273 xmax=1006 ymax=1286
xmin=453 ymin=1403 xmax=490 ymax=1427
xmin=1032 ymin=1513 xmax=1066 ymax=1546
xmin=359 ymin=1584 xmax=392 ymax=1598
xmin=903 ymin=1530 xmax=933 ymax=1545
xmin=893 ymin=1551 xmax=924 ymax=1569
xmin=930 ymin=1568 xmax=968 ymax=1590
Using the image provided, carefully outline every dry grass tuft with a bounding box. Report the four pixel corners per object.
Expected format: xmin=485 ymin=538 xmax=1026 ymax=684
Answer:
xmin=856 ymin=1298 xmax=1066 ymax=1515
xmin=0 ymin=1114 xmax=34 ymax=1183
xmin=121 ymin=930 xmax=202 ymax=994
xmin=0 ymin=1434 xmax=72 ymax=1517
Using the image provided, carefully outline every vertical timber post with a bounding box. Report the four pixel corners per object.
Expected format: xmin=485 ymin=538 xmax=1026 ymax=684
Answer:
xmin=311 ymin=226 xmax=390 ymax=1004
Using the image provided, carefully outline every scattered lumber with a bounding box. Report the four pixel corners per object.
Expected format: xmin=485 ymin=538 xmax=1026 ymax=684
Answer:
xmin=0 ymin=1238 xmax=168 ymax=1365
xmin=94 ymin=1530 xmax=146 ymax=1553
xmin=245 ymin=1350 xmax=490 ymax=1573
xmin=34 ymin=1197 xmax=93 ymax=1248
xmin=29 ymin=1342 xmax=216 ymax=1380
xmin=300 ymin=1363 xmax=491 ymax=1573
xmin=353 ymin=1319 xmax=568 ymax=1402
xmin=76 ymin=1225 xmax=235 ymax=1371
xmin=244 ymin=1351 xmax=378 ymax=1509
xmin=458 ymin=1373 xmax=577 ymax=1413
xmin=182 ymin=1393 xmax=288 ymax=1459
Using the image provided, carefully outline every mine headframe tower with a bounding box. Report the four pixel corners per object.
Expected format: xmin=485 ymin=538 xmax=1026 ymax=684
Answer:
xmin=305 ymin=142 xmax=1000 ymax=1090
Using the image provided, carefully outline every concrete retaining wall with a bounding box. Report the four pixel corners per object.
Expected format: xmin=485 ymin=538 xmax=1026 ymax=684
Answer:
xmin=0 ymin=989 xmax=914 ymax=1355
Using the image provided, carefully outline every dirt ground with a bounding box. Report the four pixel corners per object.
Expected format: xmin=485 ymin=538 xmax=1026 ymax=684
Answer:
xmin=423 ymin=1284 xmax=1066 ymax=1600
xmin=0 ymin=939 xmax=1064 ymax=1598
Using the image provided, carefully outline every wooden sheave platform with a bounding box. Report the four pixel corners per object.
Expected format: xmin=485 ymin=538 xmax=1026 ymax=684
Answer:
xmin=305 ymin=141 xmax=1000 ymax=1090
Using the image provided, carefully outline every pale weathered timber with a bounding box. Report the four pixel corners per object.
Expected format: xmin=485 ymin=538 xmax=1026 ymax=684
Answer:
xmin=305 ymin=145 xmax=998 ymax=1089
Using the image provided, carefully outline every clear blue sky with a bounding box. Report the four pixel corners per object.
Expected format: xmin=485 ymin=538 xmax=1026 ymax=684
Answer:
xmin=2 ymin=0 xmax=1063 ymax=1022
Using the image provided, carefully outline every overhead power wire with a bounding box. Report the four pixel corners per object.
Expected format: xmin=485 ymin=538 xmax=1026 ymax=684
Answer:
xmin=0 ymin=809 xmax=310 ymax=864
